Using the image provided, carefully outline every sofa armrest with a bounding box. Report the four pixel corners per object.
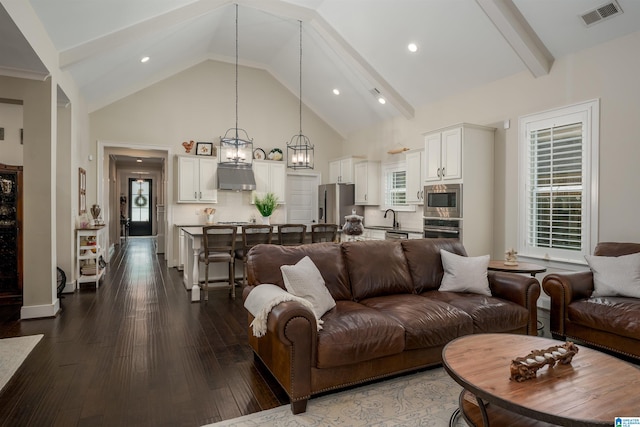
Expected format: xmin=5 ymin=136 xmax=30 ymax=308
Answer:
xmin=541 ymin=270 xmax=594 ymax=337
xmin=488 ymin=271 xmax=541 ymax=335
xmin=244 ymin=286 xmax=317 ymax=413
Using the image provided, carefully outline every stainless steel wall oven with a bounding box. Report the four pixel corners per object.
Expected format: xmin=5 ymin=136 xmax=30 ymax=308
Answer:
xmin=423 ymin=218 xmax=461 ymax=240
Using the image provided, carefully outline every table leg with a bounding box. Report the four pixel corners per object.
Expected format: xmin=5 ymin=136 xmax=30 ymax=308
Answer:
xmin=476 ymin=395 xmax=489 ymax=426
xmin=192 ymin=248 xmax=199 ymax=287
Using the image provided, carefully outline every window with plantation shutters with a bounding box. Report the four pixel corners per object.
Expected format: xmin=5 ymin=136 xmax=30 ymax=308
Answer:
xmin=382 ymin=162 xmax=414 ymax=212
xmin=519 ymin=100 xmax=599 ymax=262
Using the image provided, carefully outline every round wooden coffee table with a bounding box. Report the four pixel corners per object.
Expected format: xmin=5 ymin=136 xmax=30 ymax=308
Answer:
xmin=443 ymin=333 xmax=640 ymax=426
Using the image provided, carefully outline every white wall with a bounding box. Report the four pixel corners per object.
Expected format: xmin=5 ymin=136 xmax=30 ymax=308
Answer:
xmin=90 ymin=59 xmax=344 ymax=264
xmin=344 ymin=30 xmax=640 ymax=262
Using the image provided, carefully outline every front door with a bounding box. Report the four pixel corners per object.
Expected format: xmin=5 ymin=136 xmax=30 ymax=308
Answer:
xmin=129 ymin=178 xmax=152 ymax=236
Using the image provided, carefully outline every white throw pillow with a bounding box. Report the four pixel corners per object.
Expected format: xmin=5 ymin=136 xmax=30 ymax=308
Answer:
xmin=280 ymin=256 xmax=336 ymax=324
xmin=438 ymin=249 xmax=491 ymax=296
xmin=586 ymin=252 xmax=640 ymax=298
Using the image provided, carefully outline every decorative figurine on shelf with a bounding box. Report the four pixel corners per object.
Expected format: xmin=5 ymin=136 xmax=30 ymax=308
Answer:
xmin=204 ymin=207 xmax=216 ymax=224
xmin=342 ymin=211 xmax=364 ymax=241
xmin=505 ymin=247 xmax=518 ymax=266
xmin=182 ymin=140 xmax=195 ymax=153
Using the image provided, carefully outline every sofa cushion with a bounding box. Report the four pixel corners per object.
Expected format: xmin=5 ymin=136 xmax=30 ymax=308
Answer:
xmin=402 ymin=239 xmax=467 ymax=293
xmin=280 ymin=256 xmax=336 ymax=325
xmin=247 ymin=242 xmax=352 ymax=300
xmin=360 ymin=294 xmax=473 ymax=350
xmin=585 ymin=252 xmax=640 ymax=298
xmin=425 ymin=290 xmax=530 ymax=333
xmin=316 ymin=300 xmax=405 ymax=368
xmin=439 ymin=250 xmax=491 ymax=296
xmin=343 ymin=240 xmax=414 ymax=300
xmin=568 ymin=297 xmax=640 ymax=340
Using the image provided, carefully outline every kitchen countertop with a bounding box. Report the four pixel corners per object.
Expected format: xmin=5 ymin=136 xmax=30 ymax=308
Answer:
xmin=364 ymin=225 xmax=423 ymax=234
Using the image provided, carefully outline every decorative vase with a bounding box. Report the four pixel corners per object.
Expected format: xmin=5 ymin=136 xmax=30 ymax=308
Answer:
xmin=206 ymin=214 xmax=215 ymax=224
xmin=342 ymin=214 xmax=364 ymax=237
xmin=90 ymin=204 xmax=101 ymax=225
xmin=262 ymin=216 xmax=270 ymax=225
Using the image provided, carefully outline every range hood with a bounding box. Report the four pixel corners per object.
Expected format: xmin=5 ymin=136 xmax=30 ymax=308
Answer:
xmin=217 ymin=163 xmax=256 ymax=191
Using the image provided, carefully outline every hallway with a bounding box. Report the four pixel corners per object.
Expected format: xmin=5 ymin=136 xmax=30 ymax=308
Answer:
xmin=0 ymin=238 xmax=286 ymax=426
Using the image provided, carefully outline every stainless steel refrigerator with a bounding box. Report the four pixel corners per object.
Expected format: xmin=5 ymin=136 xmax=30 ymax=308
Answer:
xmin=318 ymin=183 xmax=364 ymax=226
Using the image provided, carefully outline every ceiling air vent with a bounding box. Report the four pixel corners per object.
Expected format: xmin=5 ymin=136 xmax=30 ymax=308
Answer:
xmin=580 ymin=1 xmax=623 ymax=27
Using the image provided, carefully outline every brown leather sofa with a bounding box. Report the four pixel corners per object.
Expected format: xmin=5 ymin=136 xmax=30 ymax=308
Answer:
xmin=542 ymin=242 xmax=640 ymax=361
xmin=244 ymin=238 xmax=540 ymax=414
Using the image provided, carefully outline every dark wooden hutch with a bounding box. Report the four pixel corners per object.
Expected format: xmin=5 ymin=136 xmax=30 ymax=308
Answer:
xmin=0 ymin=163 xmax=23 ymax=303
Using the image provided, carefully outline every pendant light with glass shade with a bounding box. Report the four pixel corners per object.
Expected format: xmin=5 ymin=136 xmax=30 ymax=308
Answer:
xmin=286 ymin=20 xmax=314 ymax=170
xmin=220 ymin=3 xmax=253 ymax=166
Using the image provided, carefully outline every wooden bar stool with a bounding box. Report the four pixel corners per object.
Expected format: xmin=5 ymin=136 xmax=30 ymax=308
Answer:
xmin=199 ymin=225 xmax=237 ymax=301
xmin=235 ymin=224 xmax=272 ymax=286
xmin=311 ymin=224 xmax=338 ymax=243
xmin=278 ymin=224 xmax=307 ymax=246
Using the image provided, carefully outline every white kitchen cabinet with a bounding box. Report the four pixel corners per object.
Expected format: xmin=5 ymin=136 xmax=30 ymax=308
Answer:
xmin=423 ymin=123 xmax=496 ymax=256
xmin=177 ymin=155 xmax=218 ymax=203
xmin=424 ymin=127 xmax=462 ymax=182
xmin=253 ymin=160 xmax=286 ymax=203
xmin=405 ymin=149 xmax=425 ymax=204
xmin=354 ymin=160 xmax=380 ymax=205
xmin=328 ymin=156 xmax=361 ymax=183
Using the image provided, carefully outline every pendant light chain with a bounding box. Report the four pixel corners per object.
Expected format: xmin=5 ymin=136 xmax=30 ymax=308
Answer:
xmin=235 ymin=3 xmax=239 ymax=140
xmin=219 ymin=3 xmax=254 ymax=166
xmin=298 ymin=20 xmax=303 ymax=135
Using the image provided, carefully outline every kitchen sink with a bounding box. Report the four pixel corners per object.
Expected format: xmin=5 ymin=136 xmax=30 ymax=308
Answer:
xmin=384 ymin=230 xmax=409 ymax=240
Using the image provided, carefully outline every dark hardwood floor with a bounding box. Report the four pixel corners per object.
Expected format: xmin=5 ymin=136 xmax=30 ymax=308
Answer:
xmin=0 ymin=238 xmax=287 ymax=427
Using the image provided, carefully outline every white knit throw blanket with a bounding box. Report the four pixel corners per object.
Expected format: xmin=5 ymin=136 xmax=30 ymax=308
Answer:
xmin=244 ymin=284 xmax=319 ymax=337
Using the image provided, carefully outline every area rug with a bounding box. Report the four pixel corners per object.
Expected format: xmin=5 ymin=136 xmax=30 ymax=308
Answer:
xmin=0 ymin=334 xmax=43 ymax=393
xmin=204 ymin=367 xmax=466 ymax=426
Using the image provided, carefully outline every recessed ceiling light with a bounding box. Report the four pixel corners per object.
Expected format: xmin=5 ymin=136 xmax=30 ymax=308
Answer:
xmin=136 ymin=158 xmax=142 ymax=163
xmin=408 ymin=43 xmax=418 ymax=53
xmin=378 ymin=97 xmax=386 ymax=105
xmin=332 ymin=88 xmax=340 ymax=95
xmin=140 ymin=56 xmax=150 ymax=63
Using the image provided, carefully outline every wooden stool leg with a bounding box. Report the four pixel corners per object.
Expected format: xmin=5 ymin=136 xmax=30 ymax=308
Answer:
xmin=203 ymin=262 xmax=209 ymax=302
xmin=229 ymin=261 xmax=235 ymax=300
xmin=243 ymin=257 xmax=248 ymax=286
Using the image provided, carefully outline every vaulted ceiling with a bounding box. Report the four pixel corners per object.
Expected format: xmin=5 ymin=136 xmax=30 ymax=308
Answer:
xmin=2 ymin=0 xmax=640 ymax=135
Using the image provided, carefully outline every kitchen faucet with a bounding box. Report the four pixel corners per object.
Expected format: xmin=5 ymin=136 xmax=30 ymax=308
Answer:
xmin=384 ymin=209 xmax=398 ymax=229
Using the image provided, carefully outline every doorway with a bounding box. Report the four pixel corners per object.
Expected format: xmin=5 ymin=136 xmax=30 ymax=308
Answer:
xmin=129 ymin=178 xmax=152 ymax=236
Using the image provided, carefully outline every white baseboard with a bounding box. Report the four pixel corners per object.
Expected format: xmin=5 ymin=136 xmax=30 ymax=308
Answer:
xmin=21 ymin=299 xmax=61 ymax=319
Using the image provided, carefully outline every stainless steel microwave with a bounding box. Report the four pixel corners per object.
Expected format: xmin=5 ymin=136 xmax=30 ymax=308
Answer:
xmin=423 ymin=183 xmax=462 ymax=218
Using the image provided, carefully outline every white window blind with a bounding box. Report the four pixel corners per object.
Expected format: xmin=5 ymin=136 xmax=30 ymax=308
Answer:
xmin=518 ymin=99 xmax=599 ymax=262
xmin=528 ymin=123 xmax=583 ymax=251
xmin=382 ymin=162 xmax=414 ymax=211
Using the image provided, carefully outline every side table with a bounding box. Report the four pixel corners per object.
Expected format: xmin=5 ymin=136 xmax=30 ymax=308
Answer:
xmin=488 ymin=260 xmax=546 ymax=277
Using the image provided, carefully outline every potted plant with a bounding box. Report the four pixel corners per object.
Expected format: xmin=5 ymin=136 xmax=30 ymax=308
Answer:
xmin=253 ymin=192 xmax=279 ymax=224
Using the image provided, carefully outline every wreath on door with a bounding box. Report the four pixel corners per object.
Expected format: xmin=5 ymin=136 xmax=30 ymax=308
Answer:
xmin=134 ymin=194 xmax=147 ymax=207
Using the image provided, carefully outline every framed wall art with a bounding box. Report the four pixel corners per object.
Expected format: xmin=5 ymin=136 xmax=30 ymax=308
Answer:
xmin=196 ymin=142 xmax=214 ymax=156
xmin=79 ymin=167 xmax=87 ymax=214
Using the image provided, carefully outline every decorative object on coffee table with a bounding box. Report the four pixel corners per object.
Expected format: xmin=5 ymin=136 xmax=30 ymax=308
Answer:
xmin=504 ymin=247 xmax=518 ymax=265
xmin=510 ymin=341 xmax=579 ymax=382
